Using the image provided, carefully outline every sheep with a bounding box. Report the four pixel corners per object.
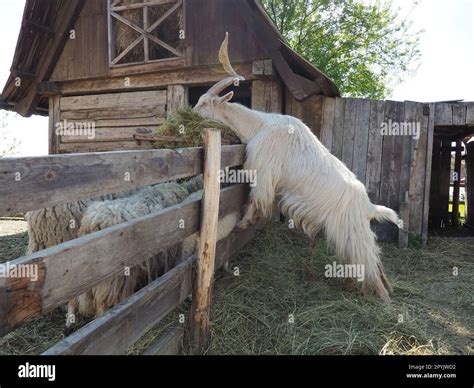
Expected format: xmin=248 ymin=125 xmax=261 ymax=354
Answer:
xmin=25 ymin=190 xmax=138 ymax=254
xmin=66 ymin=177 xmax=204 ymax=325
xmin=193 ymin=36 xmax=398 ymax=303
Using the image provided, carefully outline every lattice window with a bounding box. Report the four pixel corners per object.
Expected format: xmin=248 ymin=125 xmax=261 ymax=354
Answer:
xmin=108 ymin=0 xmax=184 ymax=67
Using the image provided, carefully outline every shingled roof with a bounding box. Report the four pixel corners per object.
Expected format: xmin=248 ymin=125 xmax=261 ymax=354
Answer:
xmin=1 ymin=0 xmax=339 ymax=117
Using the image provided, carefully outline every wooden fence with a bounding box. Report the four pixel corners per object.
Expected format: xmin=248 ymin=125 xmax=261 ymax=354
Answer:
xmin=0 ymin=141 xmax=257 ymax=354
xmin=318 ymin=97 xmax=435 ymax=246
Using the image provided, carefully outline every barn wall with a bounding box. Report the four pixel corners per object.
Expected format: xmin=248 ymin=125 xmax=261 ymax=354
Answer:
xmin=185 ymin=0 xmax=269 ymax=67
xmin=50 ymin=0 xmax=109 ymax=82
xmin=319 ymin=97 xmax=434 ymax=244
xmin=50 ymin=89 xmax=168 ymax=153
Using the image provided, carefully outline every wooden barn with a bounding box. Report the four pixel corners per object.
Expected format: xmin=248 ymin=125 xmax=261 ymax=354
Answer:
xmin=1 ymin=0 xmax=474 ymax=246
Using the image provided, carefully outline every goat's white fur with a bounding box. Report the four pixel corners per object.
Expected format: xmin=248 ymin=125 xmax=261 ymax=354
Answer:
xmin=195 ymin=79 xmax=398 ymax=302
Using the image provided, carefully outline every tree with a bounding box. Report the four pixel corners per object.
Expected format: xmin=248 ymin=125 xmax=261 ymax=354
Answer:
xmin=261 ymin=0 xmax=422 ymax=99
xmin=0 ymin=111 xmax=21 ymax=157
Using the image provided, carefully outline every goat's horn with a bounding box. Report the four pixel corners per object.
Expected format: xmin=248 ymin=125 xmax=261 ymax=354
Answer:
xmin=219 ymin=32 xmax=245 ymax=81
xmin=207 ymin=76 xmax=239 ymax=96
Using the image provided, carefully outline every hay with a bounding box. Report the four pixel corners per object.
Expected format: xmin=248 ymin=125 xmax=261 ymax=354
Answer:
xmin=153 ymin=106 xmax=240 ymax=149
xmin=0 ymin=219 xmax=472 ymax=355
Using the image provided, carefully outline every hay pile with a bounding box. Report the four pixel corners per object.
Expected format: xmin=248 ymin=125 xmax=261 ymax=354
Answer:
xmin=153 ymin=106 xmax=240 ymax=149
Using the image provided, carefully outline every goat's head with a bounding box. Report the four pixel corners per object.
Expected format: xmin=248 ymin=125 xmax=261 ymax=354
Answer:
xmin=194 ymin=32 xmax=245 ymax=119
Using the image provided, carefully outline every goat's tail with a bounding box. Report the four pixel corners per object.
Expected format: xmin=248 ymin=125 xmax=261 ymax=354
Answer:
xmin=370 ymin=204 xmax=399 ymax=225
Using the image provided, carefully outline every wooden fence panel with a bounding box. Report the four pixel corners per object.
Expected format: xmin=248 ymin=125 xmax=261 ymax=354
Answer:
xmin=366 ymin=100 xmax=385 ymax=203
xmin=352 ymin=99 xmax=370 ymax=182
xmin=0 ymin=145 xmax=245 ymax=215
xmin=43 ymin=218 xmax=261 ymax=355
xmin=0 ymin=184 xmax=247 ymax=336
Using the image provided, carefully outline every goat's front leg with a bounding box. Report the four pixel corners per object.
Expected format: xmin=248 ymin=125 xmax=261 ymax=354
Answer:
xmin=236 ymin=198 xmax=260 ymax=230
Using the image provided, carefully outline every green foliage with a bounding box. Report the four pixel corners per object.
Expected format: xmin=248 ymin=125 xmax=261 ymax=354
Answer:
xmin=261 ymin=0 xmax=422 ymax=99
xmin=0 ymin=111 xmax=21 ymax=157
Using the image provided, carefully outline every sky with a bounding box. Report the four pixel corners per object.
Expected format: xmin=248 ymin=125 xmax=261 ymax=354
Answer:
xmin=0 ymin=0 xmax=473 ymax=157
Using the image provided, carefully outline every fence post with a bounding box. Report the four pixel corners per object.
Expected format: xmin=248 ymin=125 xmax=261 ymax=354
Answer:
xmin=190 ymin=128 xmax=221 ymax=353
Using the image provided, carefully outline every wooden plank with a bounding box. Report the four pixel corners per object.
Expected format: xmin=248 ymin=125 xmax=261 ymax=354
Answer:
xmin=366 ymin=100 xmax=385 ymax=202
xmin=0 ymin=145 xmax=245 ymax=215
xmin=142 ymin=326 xmax=184 ymax=355
xmin=466 ymin=103 xmax=474 ymax=125
xmin=389 ymin=102 xmax=404 ymax=212
xmin=190 ymin=128 xmax=221 ymax=353
xmin=251 ymin=79 xmax=283 ymax=113
xmin=60 ymin=105 xmax=166 ymax=121
xmin=398 ymin=201 xmax=410 ymax=248
xmin=401 ymin=102 xmax=428 ymax=236
xmin=331 ymin=97 xmax=345 ymax=160
xmin=377 ymin=100 xmax=398 ymax=241
xmin=352 ymin=99 xmax=370 ymax=182
xmin=0 ymin=184 xmax=247 ymax=336
xmin=60 ymin=90 xmax=167 ymax=111
xmin=438 ymin=140 xmax=452 ymax=228
xmin=43 ymin=213 xmax=262 ymax=355
xmin=451 ymin=140 xmax=463 ymax=225
xmin=341 ymin=99 xmax=356 ymax=170
xmin=167 ymin=85 xmax=188 ymax=117
xmin=43 ymin=257 xmax=194 ymax=355
xmin=434 ymin=103 xmax=453 ymax=126
xmin=59 ymin=126 xmax=160 ymax=143
xmin=60 ymin=116 xmax=165 ymax=128
xmin=58 ymin=141 xmax=153 ymax=153
xmin=48 ymin=96 xmax=60 ymax=155
xmin=429 ymin=137 xmax=442 ymax=229
xmin=452 ymin=104 xmax=466 ymax=126
xmin=319 ymin=97 xmax=335 ymax=150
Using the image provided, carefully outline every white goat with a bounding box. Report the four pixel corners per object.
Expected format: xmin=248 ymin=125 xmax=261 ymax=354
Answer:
xmin=193 ymin=35 xmax=398 ymax=302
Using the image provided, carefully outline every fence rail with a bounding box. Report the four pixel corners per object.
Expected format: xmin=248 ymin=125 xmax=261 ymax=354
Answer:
xmin=0 ymin=145 xmax=245 ymax=215
xmin=0 ymin=142 xmax=255 ymax=355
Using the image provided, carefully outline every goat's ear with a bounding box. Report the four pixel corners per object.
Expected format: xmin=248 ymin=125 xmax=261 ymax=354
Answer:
xmin=219 ymin=91 xmax=234 ymax=103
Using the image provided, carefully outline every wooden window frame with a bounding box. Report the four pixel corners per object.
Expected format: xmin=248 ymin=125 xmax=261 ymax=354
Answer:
xmin=107 ymin=0 xmax=184 ymax=68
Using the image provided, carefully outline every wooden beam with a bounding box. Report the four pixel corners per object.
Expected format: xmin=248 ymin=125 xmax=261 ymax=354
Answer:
xmin=0 ymin=184 xmax=247 ymax=336
xmin=14 ymin=0 xmax=86 ymax=116
xmin=166 ymin=85 xmax=188 ymax=117
xmin=22 ymin=19 xmax=54 ymax=36
xmin=48 ymin=96 xmax=60 ymax=155
xmin=37 ymin=82 xmax=62 ymax=96
xmin=0 ymin=145 xmax=245 ymax=215
xmin=58 ymin=63 xmax=257 ymax=95
xmin=190 ymin=129 xmax=221 ymax=353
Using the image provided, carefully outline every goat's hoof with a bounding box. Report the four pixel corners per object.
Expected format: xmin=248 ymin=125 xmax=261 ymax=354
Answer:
xmin=236 ymin=220 xmax=249 ymax=230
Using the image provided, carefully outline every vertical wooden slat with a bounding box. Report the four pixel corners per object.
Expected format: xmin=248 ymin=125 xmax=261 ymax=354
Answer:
xmin=190 ymin=128 xmax=221 ymax=353
xmin=320 ymin=97 xmax=335 ymax=150
xmin=451 ymin=140 xmax=463 ymax=225
xmin=452 ymin=105 xmax=466 ymax=126
xmin=342 ymin=98 xmax=356 ymax=169
xmin=434 ymin=103 xmax=453 ymax=126
xmin=48 ymin=96 xmax=60 ymax=155
xmin=352 ymin=99 xmax=370 ymax=182
xmin=466 ymin=103 xmax=474 ymax=125
xmin=429 ymin=137 xmax=442 ymax=229
xmin=465 ymin=142 xmax=474 ymax=225
xmin=421 ymin=103 xmax=435 ymax=246
xmin=166 ymin=85 xmax=188 ymax=117
xmin=438 ymin=139 xmax=452 ymax=228
xmin=331 ymin=97 xmax=345 ymax=160
xmin=252 ymin=79 xmax=283 ymax=113
xmin=366 ymin=100 xmax=385 ymax=203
